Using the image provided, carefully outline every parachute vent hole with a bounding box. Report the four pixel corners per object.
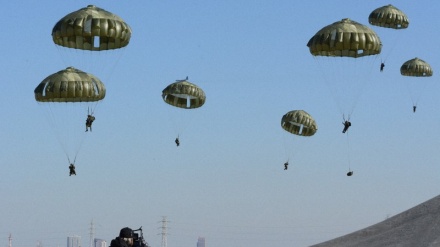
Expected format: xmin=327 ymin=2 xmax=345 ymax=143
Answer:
xmin=93 ymin=37 xmax=100 ymax=49
xmin=299 ymin=124 xmax=304 ymax=135
xmin=91 ymin=79 xmax=99 ymax=95
xmin=42 ymin=80 xmax=49 ymax=97
xmin=85 ymin=16 xmax=92 ymax=33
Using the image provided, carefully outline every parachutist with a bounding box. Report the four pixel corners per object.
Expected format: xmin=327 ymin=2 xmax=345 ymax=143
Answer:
xmin=69 ymin=163 xmax=76 ymax=176
xmin=413 ymin=105 xmax=417 ymax=113
xmin=175 ymin=137 xmax=180 ymax=147
xmin=342 ymin=120 xmax=351 ymax=133
xmin=380 ymin=62 xmax=385 ymax=72
xmin=347 ymin=171 xmax=353 ymax=176
xmin=284 ymin=162 xmax=288 ymax=170
xmin=85 ymin=114 xmax=95 ymax=132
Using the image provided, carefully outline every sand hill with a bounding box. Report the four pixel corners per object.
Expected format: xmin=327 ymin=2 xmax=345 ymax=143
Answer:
xmin=310 ymin=194 xmax=440 ymax=247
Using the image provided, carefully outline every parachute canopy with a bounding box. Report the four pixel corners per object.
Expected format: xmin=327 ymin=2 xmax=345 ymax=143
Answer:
xmin=369 ymin=4 xmax=409 ymax=29
xmin=52 ymin=5 xmax=132 ymax=51
xmin=400 ymin=58 xmax=433 ymax=77
xmin=307 ymin=18 xmax=382 ymax=58
xmin=34 ymin=66 xmax=106 ymax=102
xmin=162 ymin=79 xmax=206 ymax=109
xmin=281 ymin=110 xmax=317 ymax=137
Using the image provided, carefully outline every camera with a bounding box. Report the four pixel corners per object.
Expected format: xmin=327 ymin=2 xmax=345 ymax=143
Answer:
xmin=132 ymin=227 xmax=149 ymax=247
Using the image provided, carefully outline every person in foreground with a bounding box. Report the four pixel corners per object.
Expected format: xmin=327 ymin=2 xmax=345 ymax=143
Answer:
xmin=110 ymin=227 xmax=134 ymax=247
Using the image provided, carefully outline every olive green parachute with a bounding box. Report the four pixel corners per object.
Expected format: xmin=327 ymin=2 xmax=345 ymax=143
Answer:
xmin=52 ymin=5 xmax=132 ymax=51
xmin=34 ymin=67 xmax=106 ymax=102
xmin=162 ymin=78 xmax=206 ymax=109
xmin=281 ymin=110 xmax=317 ymax=137
xmin=400 ymin=58 xmax=433 ymax=77
xmin=307 ymin=18 xmax=382 ymax=58
xmin=369 ymin=4 xmax=409 ymax=29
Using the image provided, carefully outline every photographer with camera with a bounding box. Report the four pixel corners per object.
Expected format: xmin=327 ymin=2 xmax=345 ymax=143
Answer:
xmin=110 ymin=227 xmax=134 ymax=247
xmin=110 ymin=227 xmax=149 ymax=247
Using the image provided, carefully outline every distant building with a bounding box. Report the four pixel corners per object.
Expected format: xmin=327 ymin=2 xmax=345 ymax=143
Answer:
xmin=196 ymin=237 xmax=205 ymax=247
xmin=67 ymin=236 xmax=81 ymax=247
xmin=94 ymin=239 xmax=106 ymax=247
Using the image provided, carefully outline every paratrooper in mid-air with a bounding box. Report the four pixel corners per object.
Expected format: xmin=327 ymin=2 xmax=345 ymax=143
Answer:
xmin=85 ymin=114 xmax=95 ymax=132
xmin=69 ymin=163 xmax=76 ymax=176
xmin=175 ymin=137 xmax=180 ymax=147
xmin=342 ymin=120 xmax=351 ymax=134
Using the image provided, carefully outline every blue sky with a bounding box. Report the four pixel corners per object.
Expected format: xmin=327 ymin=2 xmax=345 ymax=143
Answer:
xmin=1 ymin=1 xmax=439 ymax=247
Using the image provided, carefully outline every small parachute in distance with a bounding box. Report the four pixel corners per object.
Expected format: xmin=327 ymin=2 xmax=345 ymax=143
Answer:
xmin=369 ymin=4 xmax=409 ymax=29
xmin=162 ymin=78 xmax=206 ymax=109
xmin=52 ymin=5 xmax=132 ymax=51
xmin=400 ymin=58 xmax=433 ymax=112
xmin=34 ymin=66 xmax=106 ymax=102
xmin=400 ymin=58 xmax=433 ymax=77
xmin=281 ymin=110 xmax=317 ymax=137
xmin=307 ymin=18 xmax=382 ymax=58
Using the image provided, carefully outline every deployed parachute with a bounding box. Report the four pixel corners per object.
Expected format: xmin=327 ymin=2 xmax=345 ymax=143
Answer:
xmin=369 ymin=4 xmax=409 ymax=29
xmin=281 ymin=110 xmax=317 ymax=137
xmin=280 ymin=110 xmax=317 ymax=167
xmin=368 ymin=5 xmax=409 ymax=65
xmin=400 ymin=58 xmax=433 ymax=111
xmin=162 ymin=78 xmax=206 ymax=109
xmin=307 ymin=18 xmax=381 ymax=118
xmin=307 ymin=18 xmax=382 ymax=58
xmin=401 ymin=58 xmax=433 ymax=77
xmin=52 ymin=5 xmax=132 ymax=51
xmin=162 ymin=78 xmax=206 ymax=145
xmin=308 ymin=19 xmax=380 ymax=174
xmin=35 ymin=67 xmax=106 ymax=102
xmin=35 ymin=67 xmax=105 ymax=165
xmin=52 ymin=5 xmax=132 ymax=78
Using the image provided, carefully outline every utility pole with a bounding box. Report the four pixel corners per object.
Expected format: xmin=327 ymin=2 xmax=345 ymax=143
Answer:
xmin=8 ymin=234 xmax=12 ymax=247
xmin=89 ymin=220 xmax=95 ymax=247
xmin=158 ymin=216 xmax=169 ymax=247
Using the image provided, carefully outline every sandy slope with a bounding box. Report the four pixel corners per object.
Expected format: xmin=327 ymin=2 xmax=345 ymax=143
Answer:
xmin=310 ymin=195 xmax=440 ymax=247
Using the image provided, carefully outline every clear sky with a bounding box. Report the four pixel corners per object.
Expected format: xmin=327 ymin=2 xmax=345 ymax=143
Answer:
xmin=1 ymin=1 xmax=439 ymax=247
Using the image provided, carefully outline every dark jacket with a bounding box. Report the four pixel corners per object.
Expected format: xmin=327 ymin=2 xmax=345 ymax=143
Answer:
xmin=110 ymin=237 xmax=130 ymax=247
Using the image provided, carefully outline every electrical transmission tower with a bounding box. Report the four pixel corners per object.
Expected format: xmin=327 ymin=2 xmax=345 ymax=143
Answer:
xmin=158 ymin=216 xmax=169 ymax=247
xmin=89 ymin=220 xmax=95 ymax=247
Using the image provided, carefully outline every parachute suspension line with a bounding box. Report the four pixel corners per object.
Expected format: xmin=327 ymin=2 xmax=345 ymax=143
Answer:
xmin=409 ymin=80 xmax=430 ymax=110
xmin=381 ymin=32 xmax=400 ymax=63
xmin=313 ymin=56 xmax=344 ymax=116
xmin=345 ymin=132 xmax=352 ymax=173
xmin=72 ymin=129 xmax=88 ymax=166
xmin=100 ymin=47 xmax=126 ymax=84
xmin=45 ymin=103 xmax=71 ymax=161
xmin=346 ymin=55 xmax=379 ymax=118
xmin=282 ymin=132 xmax=295 ymax=164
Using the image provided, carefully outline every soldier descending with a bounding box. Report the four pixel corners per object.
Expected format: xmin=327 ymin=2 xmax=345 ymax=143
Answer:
xmin=85 ymin=114 xmax=95 ymax=132
xmin=342 ymin=120 xmax=351 ymax=133
xmin=175 ymin=137 xmax=180 ymax=147
xmin=69 ymin=163 xmax=76 ymax=176
xmin=380 ymin=62 xmax=385 ymax=72
xmin=284 ymin=162 xmax=288 ymax=170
